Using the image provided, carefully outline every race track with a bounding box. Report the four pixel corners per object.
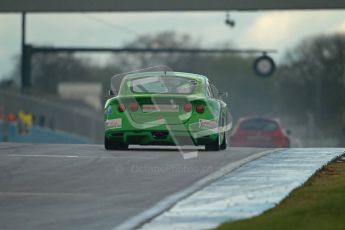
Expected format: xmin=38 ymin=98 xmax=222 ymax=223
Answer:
xmin=0 ymin=143 xmax=271 ymax=230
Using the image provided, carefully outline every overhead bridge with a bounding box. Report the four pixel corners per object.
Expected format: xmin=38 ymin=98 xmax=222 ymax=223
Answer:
xmin=1 ymin=0 xmax=345 ymax=12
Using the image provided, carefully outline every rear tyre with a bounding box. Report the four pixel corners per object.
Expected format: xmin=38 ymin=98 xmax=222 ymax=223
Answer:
xmin=205 ymin=134 xmax=220 ymax=151
xmin=104 ymin=136 xmax=128 ymax=150
xmin=220 ymin=132 xmax=227 ymax=150
xmin=205 ymin=114 xmax=227 ymax=151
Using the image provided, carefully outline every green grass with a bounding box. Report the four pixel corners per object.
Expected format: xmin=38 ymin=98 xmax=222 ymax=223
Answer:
xmin=217 ymin=156 xmax=345 ymax=230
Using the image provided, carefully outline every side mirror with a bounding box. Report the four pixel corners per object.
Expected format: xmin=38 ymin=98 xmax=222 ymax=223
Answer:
xmin=108 ymin=90 xmax=115 ymax=96
xmin=218 ymin=92 xmax=229 ymax=99
xmin=286 ymin=129 xmax=291 ymax=135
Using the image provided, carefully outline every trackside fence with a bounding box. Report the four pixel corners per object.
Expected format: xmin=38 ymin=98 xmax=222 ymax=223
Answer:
xmin=0 ymin=90 xmax=104 ymax=143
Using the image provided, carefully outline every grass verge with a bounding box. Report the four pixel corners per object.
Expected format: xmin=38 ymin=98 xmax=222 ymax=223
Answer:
xmin=217 ymin=154 xmax=345 ymax=230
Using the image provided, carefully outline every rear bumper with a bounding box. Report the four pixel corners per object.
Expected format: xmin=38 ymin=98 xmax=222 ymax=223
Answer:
xmin=104 ymin=112 xmax=222 ymax=146
xmin=105 ymin=127 xmax=218 ymax=146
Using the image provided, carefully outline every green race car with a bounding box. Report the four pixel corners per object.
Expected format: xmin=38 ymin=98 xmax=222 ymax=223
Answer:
xmin=104 ymin=70 xmax=232 ymax=151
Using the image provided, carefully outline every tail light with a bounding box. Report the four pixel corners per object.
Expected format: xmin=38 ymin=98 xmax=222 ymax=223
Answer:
xmin=130 ymin=102 xmax=139 ymax=112
xmin=118 ymin=103 xmax=126 ymax=112
xmin=196 ymin=104 xmax=204 ymax=114
xmin=184 ymin=103 xmax=192 ymax=112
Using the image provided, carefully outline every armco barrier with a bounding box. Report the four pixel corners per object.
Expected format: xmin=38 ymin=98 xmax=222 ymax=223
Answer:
xmin=0 ymin=122 xmax=92 ymax=144
xmin=0 ymin=90 xmax=103 ymax=143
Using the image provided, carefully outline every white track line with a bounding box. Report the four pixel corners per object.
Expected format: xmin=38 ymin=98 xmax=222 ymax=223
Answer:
xmin=0 ymin=192 xmax=93 ymax=197
xmin=2 ymin=154 xmax=81 ymax=158
xmin=0 ymin=154 xmax=157 ymax=159
xmin=114 ymin=148 xmax=279 ymax=230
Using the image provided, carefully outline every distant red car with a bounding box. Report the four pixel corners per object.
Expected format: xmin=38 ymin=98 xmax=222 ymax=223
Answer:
xmin=230 ymin=117 xmax=290 ymax=148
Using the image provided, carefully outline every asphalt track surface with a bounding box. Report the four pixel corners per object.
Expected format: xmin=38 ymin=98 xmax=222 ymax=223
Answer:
xmin=0 ymin=143 xmax=271 ymax=230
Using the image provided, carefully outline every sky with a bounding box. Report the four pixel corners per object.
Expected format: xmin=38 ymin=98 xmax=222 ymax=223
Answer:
xmin=1 ymin=10 xmax=345 ymax=81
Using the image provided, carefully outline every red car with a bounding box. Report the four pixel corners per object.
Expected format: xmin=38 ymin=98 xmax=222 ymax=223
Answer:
xmin=230 ymin=117 xmax=290 ymax=148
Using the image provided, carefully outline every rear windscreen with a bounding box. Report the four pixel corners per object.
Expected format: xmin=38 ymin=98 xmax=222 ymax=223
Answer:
xmin=240 ymin=119 xmax=278 ymax=131
xmin=131 ymin=76 xmax=197 ymax=94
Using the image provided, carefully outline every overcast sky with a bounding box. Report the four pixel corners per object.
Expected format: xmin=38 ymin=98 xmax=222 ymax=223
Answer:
xmin=1 ymin=10 xmax=345 ymax=81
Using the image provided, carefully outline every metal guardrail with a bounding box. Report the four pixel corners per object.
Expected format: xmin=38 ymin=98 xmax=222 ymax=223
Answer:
xmin=0 ymin=90 xmax=104 ymax=143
